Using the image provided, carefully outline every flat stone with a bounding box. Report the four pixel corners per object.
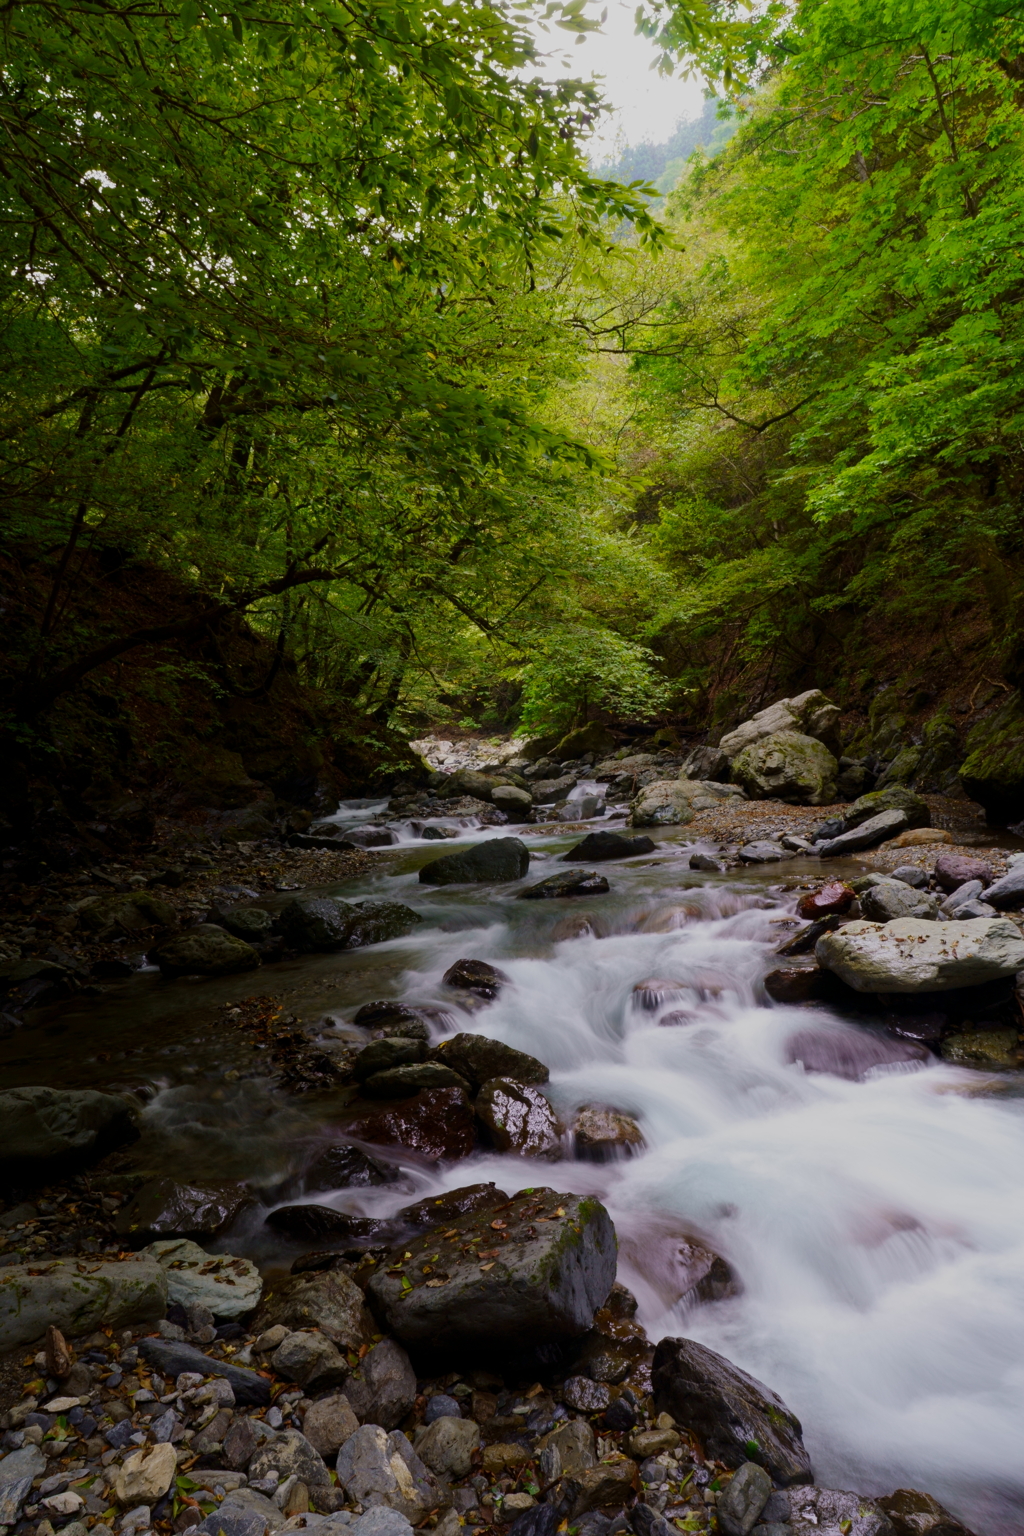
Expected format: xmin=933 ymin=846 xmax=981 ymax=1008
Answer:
xmin=888 ymin=828 xmax=952 ymax=847
xmin=138 ymin=1338 xmax=272 ymax=1406
xmin=141 ymin=1238 xmax=262 ymax=1318
xmin=365 ymin=1187 xmax=616 ymax=1354
xmin=419 ymin=838 xmax=530 ymax=885
xmin=435 ymin=1032 xmax=548 ymax=1088
xmin=785 ymin=1028 xmax=928 ymax=1081
xmin=0 ymin=1476 xmax=34 ymax=1526
xmin=738 ymin=842 xmax=792 ymax=864
xmin=253 ymin=1268 xmax=375 ymax=1350
xmin=0 ymin=1444 xmax=46 ymax=1485
xmin=0 ymin=1086 xmax=139 ymax=1180
xmin=0 ymin=1258 xmax=165 ymax=1352
xmin=561 ymin=832 xmax=655 ymax=862
xmin=116 ymin=1178 xmax=252 ymax=1241
xmin=817 ymin=809 xmax=910 ymax=856
xmin=476 ymin=1079 xmax=560 ymax=1155
xmin=815 ymin=917 xmax=1024 ymax=992
xmin=342 ymin=1338 xmax=417 ymax=1431
xmin=519 ymin=870 xmax=610 ymax=900
xmin=342 ymin=1086 xmax=476 ymax=1162
xmin=651 ymin=1336 xmax=811 ymax=1486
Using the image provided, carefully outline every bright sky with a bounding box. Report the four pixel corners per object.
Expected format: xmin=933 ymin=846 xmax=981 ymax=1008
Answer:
xmin=528 ymin=0 xmax=707 ymax=157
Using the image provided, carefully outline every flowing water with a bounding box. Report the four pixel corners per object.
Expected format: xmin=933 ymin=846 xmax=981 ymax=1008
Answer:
xmin=6 ymin=809 xmax=1024 ymax=1534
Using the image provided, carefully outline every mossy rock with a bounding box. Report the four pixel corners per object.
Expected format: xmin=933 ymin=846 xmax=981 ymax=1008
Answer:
xmin=842 ymin=785 xmax=930 ymax=831
xmin=959 ymin=690 xmax=1024 ymax=824
xmin=875 ymin=746 xmax=922 ymax=789
xmin=731 ymin=730 xmax=838 ymax=806
xmin=940 ymin=1030 xmax=1024 ymax=1071
xmin=553 ymin=722 xmax=618 ymax=760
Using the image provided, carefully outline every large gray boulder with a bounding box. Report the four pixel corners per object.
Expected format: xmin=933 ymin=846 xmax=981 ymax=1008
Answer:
xmin=418 ymin=837 xmax=530 ymax=885
xmin=984 ymin=863 xmax=1024 ymax=910
xmin=859 ymin=880 xmax=939 ymax=923
xmin=0 ymin=1086 xmax=139 ymax=1181
xmin=720 ymin=690 xmax=841 ymax=760
xmin=816 ymin=917 xmax=1024 ymax=992
xmin=731 ymin=731 xmax=838 ymax=806
xmin=0 ymin=1257 xmax=166 ymax=1351
xmin=630 ymin=780 xmax=694 ymax=827
xmin=366 ymin=1188 xmax=616 ymax=1354
xmin=816 ymin=808 xmax=909 ymax=856
xmin=141 ymin=1238 xmax=262 ymax=1318
xmin=651 ymin=1336 xmax=812 ymax=1486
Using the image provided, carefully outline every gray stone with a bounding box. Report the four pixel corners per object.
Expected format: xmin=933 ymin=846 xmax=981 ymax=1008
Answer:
xmin=940 ymin=880 xmax=984 ymax=914
xmin=194 ymin=1508 xmax=268 ymax=1536
xmin=651 ymin=1336 xmax=811 ymax=1486
xmin=738 ymin=842 xmax=792 ymax=864
xmin=891 ymin=866 xmax=928 ymax=887
xmin=983 ymin=864 xmax=1024 ymax=910
xmin=560 ymin=832 xmax=655 ymax=861
xmin=279 ymin=898 xmax=354 ymax=951
xmin=0 ymin=1476 xmax=34 ymax=1526
xmin=254 ymin=1268 xmax=375 ymax=1350
xmin=435 ymin=1032 xmax=548 ymax=1088
xmin=336 ymin=1426 xmax=448 ymax=1521
xmin=690 ymin=852 xmax=726 ymax=872
xmin=302 ymin=1395 xmax=360 ymax=1459
xmin=950 ymin=899 xmax=997 ymax=919
xmin=270 ymin=1331 xmax=350 ymax=1391
xmin=216 ymin=1488 xmax=286 ymax=1534
xmin=366 ymin=1188 xmax=615 ymax=1353
xmin=492 ymin=786 xmax=533 ymax=819
xmin=860 ymin=880 xmax=939 ymax=922
xmin=151 ymin=925 xmax=261 ymax=977
xmin=342 ymin=1338 xmax=417 ymax=1432
xmin=530 ymin=775 xmax=579 ymax=805
xmin=138 ymin=1338 xmax=271 ymax=1406
xmin=630 ymin=780 xmax=694 ymax=827
xmin=414 ymin=1416 xmax=480 ymax=1479
xmin=840 ymin=786 xmax=930 ymax=832
xmin=475 ymin=1079 xmax=560 ymax=1156
xmin=816 ymin=917 xmax=1024 ymax=992
xmin=223 ymin=1416 xmax=264 ymax=1469
xmin=731 ymin=731 xmax=838 ymax=806
xmin=717 ymin=1462 xmax=772 ymax=1536
xmin=418 ymin=837 xmax=530 ymax=885
xmin=423 ymin=1394 xmax=461 ymax=1424
xmin=538 ymin=1421 xmax=595 ymax=1478
xmin=349 ymin=1506 xmax=414 ymax=1536
xmin=141 ymin=1239 xmax=262 ymax=1318
xmin=0 ymin=1086 xmax=138 ymax=1179
xmin=0 ymin=1258 xmax=165 ymax=1352
xmin=786 ymin=1486 xmax=894 ymax=1535
xmin=720 ymin=690 xmax=841 ymax=760
xmin=0 ymin=1444 xmax=46 ymax=1485
xmin=680 ymin=744 xmax=731 ymax=782
xmin=816 ymin=808 xmax=909 ymax=856
xmin=250 ymin=1429 xmax=331 ymax=1488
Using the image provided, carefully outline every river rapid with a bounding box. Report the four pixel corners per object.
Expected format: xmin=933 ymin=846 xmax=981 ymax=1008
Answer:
xmin=7 ymin=809 xmax=1024 ymax=1535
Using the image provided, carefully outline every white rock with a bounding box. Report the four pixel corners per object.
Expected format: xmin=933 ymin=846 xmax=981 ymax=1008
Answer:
xmin=42 ymin=1491 xmax=84 ymax=1517
xmin=719 ymin=689 xmax=840 ymax=760
xmin=816 ymin=917 xmax=1024 ymax=993
xmin=139 ymin=1239 xmax=262 ymax=1318
xmin=113 ymin=1443 xmax=178 ymax=1505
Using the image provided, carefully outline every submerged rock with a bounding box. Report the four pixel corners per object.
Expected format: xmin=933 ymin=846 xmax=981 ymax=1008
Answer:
xmin=361 ymin=1062 xmax=471 ymax=1099
xmin=940 ymin=1029 xmax=1024 ymax=1070
xmin=353 ymin=1037 xmax=427 ymax=1081
xmin=519 ymin=869 xmax=610 ymax=899
xmin=441 ymin=958 xmax=510 ymax=999
xmin=419 ymin=838 xmax=530 ymax=885
xmin=816 ymin=917 xmax=1024 ymax=992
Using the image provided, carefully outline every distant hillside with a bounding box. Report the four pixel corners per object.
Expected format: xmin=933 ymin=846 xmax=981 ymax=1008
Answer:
xmin=593 ymin=97 xmax=735 ymax=194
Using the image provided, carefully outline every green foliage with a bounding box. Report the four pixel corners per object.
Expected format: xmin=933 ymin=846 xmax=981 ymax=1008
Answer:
xmin=514 ymin=627 xmax=672 ymax=731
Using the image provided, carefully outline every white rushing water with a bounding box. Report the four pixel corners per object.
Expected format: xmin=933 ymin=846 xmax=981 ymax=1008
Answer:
xmin=289 ymin=818 xmax=1024 ymax=1536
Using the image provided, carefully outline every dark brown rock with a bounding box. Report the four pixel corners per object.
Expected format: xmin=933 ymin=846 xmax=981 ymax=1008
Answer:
xmin=776 ymin=914 xmax=843 ymax=956
xmin=441 ymin=958 xmax=511 ymax=999
xmin=361 ymin=1062 xmax=471 ymax=1098
xmin=572 ymin=1105 xmax=644 ymax=1161
xmin=342 ymin=1086 xmax=477 ymax=1161
xmin=304 ymin=1143 xmax=401 ymax=1193
xmin=353 ymin=1037 xmax=427 ymax=1081
xmin=764 ymin=967 xmax=828 ymax=1005
xmin=561 ymin=832 xmax=656 ymax=861
xmin=518 ymin=870 xmax=610 ymax=900
xmin=253 ymin=1268 xmax=376 ymax=1349
xmin=476 ymin=1079 xmax=560 ymax=1155
xmin=268 ymin=1183 xmax=505 ymax=1249
xmin=352 ymin=1001 xmax=432 ymax=1039
xmin=560 ymin=1375 xmax=611 ymax=1412
xmin=115 ymin=1178 xmax=252 ymax=1241
xmin=437 ymin=1032 xmax=548 ymax=1089
xmin=797 ymin=881 xmax=855 ymax=919
xmin=934 ymin=853 xmax=993 ymax=893
xmin=877 ymin=1489 xmax=977 ymax=1536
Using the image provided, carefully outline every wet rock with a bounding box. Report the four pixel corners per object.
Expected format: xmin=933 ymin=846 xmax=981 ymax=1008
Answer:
xmin=731 ymin=731 xmax=838 ymax=806
xmin=437 ymin=1032 xmax=548 ymax=1088
xmin=353 ymin=1037 xmax=428 ymax=1080
xmin=816 ymin=917 xmax=1024 ymax=992
xmin=860 ymin=880 xmax=939 ymax=923
xmin=142 ymin=1238 xmax=263 ymax=1317
xmin=250 ymin=1428 xmax=331 ymax=1487
xmin=630 ymin=781 xmax=694 ymax=827
xmin=816 ymin=809 xmax=910 ymax=857
xmin=492 ymin=786 xmax=533 ymax=821
xmin=764 ymin=967 xmax=828 ymax=1005
xmin=717 ymin=1461 xmax=772 ymax=1536
xmin=0 ymin=1257 xmax=165 ymax=1352
xmin=254 ymin=1267 xmax=375 ymax=1348
xmin=441 ymin=958 xmax=510 ymax=999
xmin=303 ymin=1394 xmax=360 ymax=1458
xmin=519 ymin=869 xmax=610 ymax=899
xmin=343 ymin=1085 xmax=476 ymax=1162
xmin=345 ymin=902 xmax=424 ymax=947
xmin=362 ymin=1062 xmax=471 ymax=1098
xmin=877 ymin=1487 xmax=976 ymax=1536
xmin=651 ymin=1336 xmax=812 ymax=1485
xmin=980 ymin=863 xmax=1024 ymax=910
xmin=562 ymin=832 xmax=656 ymax=861
xmin=113 ymin=1442 xmax=178 ymax=1505
xmin=280 ymin=897 xmax=355 ymax=950
xmin=213 ymin=905 xmax=275 ymax=943
xmin=476 ymin=1079 xmax=560 ymax=1155
xmin=934 ymin=854 xmax=993 ymax=893
xmin=151 ymin=924 xmax=261 ymax=977
xmin=786 ymin=1485 xmax=895 ymax=1535
xmin=338 ymin=827 xmax=399 ymax=848
xmin=0 ymin=1085 xmax=139 ymax=1182
xmin=353 ymin=1002 xmax=432 ymax=1035
xmin=738 ymin=842 xmax=792 ymax=864
xmin=266 ymin=1204 xmax=387 ymax=1244
xmin=366 ymin=1187 xmax=616 ymax=1354
xmin=531 ymin=775 xmax=579 ymax=806
xmin=336 ymin=1424 xmax=449 ymax=1520
xmin=776 ymin=915 xmax=843 ymax=956
xmin=690 ymin=852 xmax=726 ymax=872
xmin=115 ymin=1178 xmax=252 ymax=1241
xmin=271 ymin=1330 xmax=350 ymax=1391
xmin=343 ymin=1337 xmax=418 ymax=1430
xmin=572 ymin=1105 xmax=644 ymax=1160
xmin=415 ymin=1415 xmax=480 ymax=1479
xmin=787 ymin=1026 xmax=929 ymax=1080
xmin=797 ymin=882 xmax=855 ymax=920
xmin=138 ymin=1337 xmax=272 ymax=1404
xmin=419 ymin=838 xmax=530 ymax=885
xmin=940 ymin=1029 xmax=1024 ymax=1070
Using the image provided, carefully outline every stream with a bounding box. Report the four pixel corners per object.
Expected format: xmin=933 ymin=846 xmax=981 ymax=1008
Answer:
xmin=5 ymin=808 xmax=1024 ymax=1535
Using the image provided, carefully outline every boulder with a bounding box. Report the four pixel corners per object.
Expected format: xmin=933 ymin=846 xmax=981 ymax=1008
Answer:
xmin=797 ymin=883 xmax=855 ymax=920
xmin=572 ymin=1105 xmax=644 ymax=1160
xmin=688 ymin=780 xmax=747 ymax=810
xmin=680 ymin=745 xmax=731 ymax=783
xmin=983 ymin=864 xmax=1024 ymax=910
xmin=877 ymin=1487 xmax=975 ymax=1536
xmin=539 ymin=1420 xmax=596 ymax=1478
xmin=738 ymin=842 xmax=792 ymax=863
xmin=141 ymin=1238 xmax=262 ymax=1318
xmin=518 ymin=869 xmax=610 ymax=899
xmin=0 ymin=1086 xmax=139 ymax=1181
xmin=0 ymin=1257 xmax=166 ymax=1352
xmin=940 ymin=1029 xmax=1024 ymax=1070
xmin=841 ymin=786 xmax=930 ymax=832
xmin=561 ymin=832 xmax=656 ymax=861
xmin=213 ymin=905 xmax=275 ymax=943
xmin=531 ymin=775 xmax=579 ymax=806
xmin=719 ymin=690 xmax=841 ymax=760
xmin=492 ymin=786 xmax=533 ymax=821
xmin=958 ymin=688 xmax=1024 ymax=824
xmin=933 ymin=853 xmax=993 ymax=893
xmin=816 ymin=917 xmax=1024 ymax=992
xmin=272 ymin=1185 xmax=508 ymax=1249
xmin=716 ymin=1461 xmax=772 ymax=1536
xmin=436 ymin=1033 xmax=548 ymax=1088
xmin=553 ymin=724 xmax=618 ymax=759
xmin=343 ymin=1086 xmax=476 ymax=1162
xmin=785 ymin=1028 xmax=929 ymax=1081
xmin=651 ymin=1336 xmax=812 ymax=1485
xmin=414 ymin=1416 xmax=480 ymax=1480
xmin=476 ymin=1079 xmax=560 ymax=1155
xmin=115 ymin=1178 xmax=252 ymax=1241
xmin=366 ymin=1188 xmax=616 ymax=1354
xmin=860 ymin=880 xmax=939 ymax=922
xmin=150 ymin=924 xmax=260 ymax=977
xmin=270 ymin=1329 xmax=350 ymax=1390
xmin=441 ymin=958 xmax=510 ymax=999
xmin=343 ymin=1338 xmax=418 ymax=1430
xmin=630 ymin=781 xmax=694 ymax=827
xmin=354 ymin=1001 xmax=435 ymax=1035
xmin=354 ymin=1038 xmax=427 ymax=1081
xmin=138 ymin=1337 xmax=271 ymax=1405
xmin=336 ymin=1425 xmax=449 ymax=1521
xmin=786 ymin=1486 xmax=895 ymax=1535
xmin=419 ymin=838 xmax=530 ymax=885
xmin=816 ymin=808 xmax=910 ymax=856
xmin=78 ymin=892 xmax=176 ymax=939
xmin=253 ymin=1267 xmax=375 ymax=1348
xmin=344 ymin=902 xmax=424 ymax=947
xmin=731 ymin=731 xmax=838 ymax=806
xmin=303 ymin=1394 xmax=360 ymax=1458
xmin=361 ymin=1062 xmax=471 ymax=1099
xmin=277 ymin=898 xmax=355 ymax=951
xmin=209 ymin=1489 xmax=284 ymax=1535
